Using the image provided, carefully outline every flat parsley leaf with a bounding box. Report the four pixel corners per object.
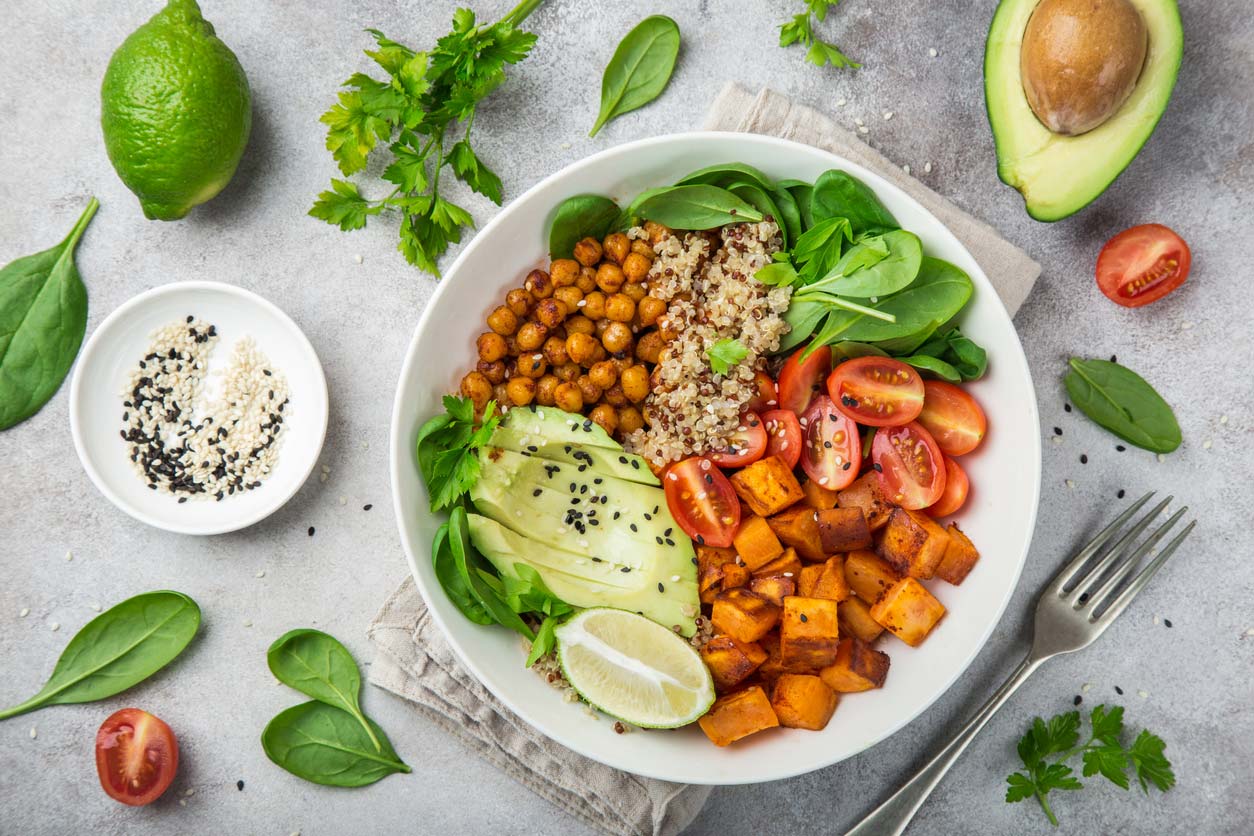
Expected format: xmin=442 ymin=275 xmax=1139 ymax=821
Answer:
xmin=707 ymin=338 xmax=749 ymax=376
xmin=309 ymin=180 xmax=379 ymax=231
xmin=415 ymin=395 xmax=500 ymax=511
xmin=1129 ymin=730 xmax=1175 ymax=792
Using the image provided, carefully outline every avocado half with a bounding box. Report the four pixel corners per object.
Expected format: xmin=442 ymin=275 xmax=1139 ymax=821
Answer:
xmin=984 ymin=0 xmax=1183 ymax=221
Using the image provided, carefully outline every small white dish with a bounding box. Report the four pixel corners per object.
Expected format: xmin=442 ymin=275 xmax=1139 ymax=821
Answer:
xmin=70 ymin=281 xmax=328 ymax=536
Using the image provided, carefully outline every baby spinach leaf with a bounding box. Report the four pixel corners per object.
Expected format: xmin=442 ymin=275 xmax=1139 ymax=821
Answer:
xmin=726 ymin=182 xmax=787 ymax=245
xmin=812 ymin=229 xmax=922 ymax=298
xmin=676 ymin=162 xmax=774 ymax=192
xmin=900 ymin=354 xmax=962 ymax=382
xmin=448 ymin=506 xmax=535 ymax=641
xmin=267 ymin=629 xmax=381 ymax=752
xmin=525 ymin=615 xmax=560 ymax=667
xmin=1064 ymin=359 xmax=1181 ymax=453
xmin=635 ymin=185 xmax=763 ymax=229
xmin=262 ymin=701 xmax=410 ymax=787
xmin=793 ymin=216 xmax=852 ymax=282
xmin=783 ymin=181 xmax=816 ymax=230
xmin=0 ymin=590 xmax=199 ymax=721
xmin=549 ymin=194 xmax=620 ymax=260
xmin=0 ymin=197 xmax=98 ymax=430
xmin=770 ymin=185 xmax=804 ymax=244
xmin=590 ymin=15 xmax=681 ymax=137
xmin=756 ymin=260 xmax=800 ymax=288
xmin=778 ymin=297 xmax=827 ymax=352
xmin=501 ymin=563 xmax=574 ymax=618
xmin=810 ymin=170 xmax=898 ymax=236
xmin=913 ymin=327 xmax=988 ymax=380
xmin=432 ymin=522 xmax=494 ymax=625
xmin=830 ymin=341 xmax=890 ymax=362
xmin=614 ymin=186 xmax=669 ymax=230
xmin=838 ymin=257 xmax=973 ymax=342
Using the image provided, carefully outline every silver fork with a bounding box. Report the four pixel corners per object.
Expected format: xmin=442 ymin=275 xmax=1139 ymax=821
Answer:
xmin=845 ymin=492 xmax=1196 ymax=836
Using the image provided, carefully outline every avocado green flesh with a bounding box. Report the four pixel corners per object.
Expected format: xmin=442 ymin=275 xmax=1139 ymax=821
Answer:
xmin=501 ymin=405 xmax=621 ymax=450
xmin=984 ymin=0 xmax=1182 ymax=221
xmin=488 ymin=425 xmax=659 ymax=486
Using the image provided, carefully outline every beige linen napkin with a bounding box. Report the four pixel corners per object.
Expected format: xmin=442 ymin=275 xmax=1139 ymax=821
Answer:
xmin=367 ymin=84 xmax=1042 ymax=836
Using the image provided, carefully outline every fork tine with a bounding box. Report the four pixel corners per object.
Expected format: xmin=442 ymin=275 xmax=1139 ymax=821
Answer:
xmin=1079 ymin=506 xmax=1187 ymax=614
xmin=1094 ymin=519 xmax=1196 ymax=628
xmin=1051 ymin=491 xmax=1154 ymax=593
xmin=1060 ymin=495 xmax=1171 ymax=601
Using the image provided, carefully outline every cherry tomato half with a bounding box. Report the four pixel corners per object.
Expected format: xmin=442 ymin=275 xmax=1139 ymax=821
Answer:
xmin=709 ymin=412 xmax=767 ymax=468
xmin=95 ymin=708 xmax=179 ymax=807
xmin=927 ymin=456 xmax=969 ymax=518
xmin=762 ymin=409 xmax=802 ymax=469
xmin=778 ymin=344 xmax=831 ymax=415
xmin=916 ymin=380 xmax=987 ymax=457
xmin=827 ymin=356 xmax=925 ymax=427
xmin=745 ymin=371 xmax=779 ymax=414
xmin=1096 ymin=223 xmax=1191 ymax=308
xmin=799 ymin=396 xmax=862 ymax=491
xmin=871 ymin=421 xmax=947 ymax=510
xmin=664 ymin=457 xmax=741 ymax=548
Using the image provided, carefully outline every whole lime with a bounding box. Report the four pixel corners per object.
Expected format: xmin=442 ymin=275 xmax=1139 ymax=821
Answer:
xmin=101 ymin=0 xmax=251 ymax=221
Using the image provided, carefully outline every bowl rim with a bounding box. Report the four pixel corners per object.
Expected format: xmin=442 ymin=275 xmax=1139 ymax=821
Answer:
xmin=69 ymin=279 xmax=329 ymax=536
xmin=389 ymin=130 xmax=1041 ymax=783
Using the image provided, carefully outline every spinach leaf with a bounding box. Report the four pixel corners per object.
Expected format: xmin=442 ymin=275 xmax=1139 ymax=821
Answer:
xmin=590 ymin=16 xmax=681 ymax=137
xmin=726 ymin=182 xmax=787 ymax=245
xmin=770 ymin=185 xmax=804 ymax=244
xmin=448 ymin=506 xmax=535 ymax=640
xmin=0 ymin=590 xmax=199 ymax=720
xmin=549 ymin=195 xmax=620 ymax=260
xmin=0 ymin=198 xmax=98 ymax=430
xmin=900 ymin=354 xmax=962 ymax=382
xmin=830 ymin=341 xmax=890 ymax=362
xmin=1064 ymin=359 xmax=1181 ymax=453
xmin=635 ymin=185 xmax=763 ymax=229
xmin=913 ymin=327 xmax=988 ymax=380
xmin=778 ymin=297 xmax=827 ymax=352
xmin=262 ymin=701 xmax=410 ymax=787
xmin=792 ymin=216 xmax=852 ymax=282
xmin=783 ymin=181 xmax=816 ymax=230
xmin=526 ymin=615 xmax=560 ymax=667
xmin=838 ymin=257 xmax=973 ymax=342
xmin=614 ymin=186 xmax=669 ymax=230
xmin=812 ymin=229 xmax=922 ymax=298
xmin=267 ymin=629 xmax=381 ymax=752
xmin=756 ymin=260 xmax=800 ymax=288
xmin=501 ymin=563 xmax=574 ymax=618
xmin=432 ymin=521 xmax=494 ymax=625
xmin=810 ymin=170 xmax=898 ymax=236
xmin=676 ymin=162 xmax=774 ymax=192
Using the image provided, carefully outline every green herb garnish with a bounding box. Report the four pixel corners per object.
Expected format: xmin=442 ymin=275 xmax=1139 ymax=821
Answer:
xmin=779 ymin=1 xmax=859 ymax=70
xmin=549 ymin=195 xmax=621 ymax=260
xmin=1064 ymin=358 xmax=1181 ymax=454
xmin=590 ymin=15 xmax=681 ymax=137
xmin=415 ymin=395 xmax=501 ymax=511
xmin=310 ymin=2 xmax=544 ymax=276
xmin=1006 ymin=704 xmax=1174 ymax=826
xmin=707 ymin=338 xmax=749 ymax=376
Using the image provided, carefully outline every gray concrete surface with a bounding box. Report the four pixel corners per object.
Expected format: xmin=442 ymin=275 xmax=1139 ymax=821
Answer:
xmin=2 ymin=1 xmax=1251 ymax=833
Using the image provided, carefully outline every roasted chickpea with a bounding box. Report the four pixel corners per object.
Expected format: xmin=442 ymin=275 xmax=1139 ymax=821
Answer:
xmin=602 ymin=232 xmax=630 ymax=265
xmin=505 ymin=334 xmax=521 ymax=355
xmin=620 ymin=365 xmax=650 ymax=402
xmin=525 ymin=269 xmax=553 ymax=299
xmin=605 ymin=293 xmax=636 ymax=323
xmin=618 ymin=406 xmax=644 ymax=434
xmin=565 ymin=314 xmax=595 ymax=335
xmin=505 ymin=289 xmax=531 ymax=317
xmin=460 ymin=371 xmax=492 ymax=409
xmin=595 ymin=317 xmax=611 ymax=337
xmin=635 ymin=331 xmax=664 ymax=364
xmin=542 ymin=335 xmax=569 ymax=366
xmin=553 ymin=285 xmax=583 ymax=311
xmin=550 ymin=258 xmax=580 ymax=287
xmin=589 ymin=403 xmax=619 ymax=436
xmin=554 ymin=382 xmax=584 ymax=413
xmin=576 ymin=374 xmax=603 ymax=404
xmin=636 ymin=296 xmax=667 ymax=327
xmin=589 ymin=343 xmax=609 ymax=365
xmin=516 ymin=321 xmax=548 ymax=351
xmin=632 ymin=239 xmax=656 ymax=259
xmin=554 ymin=362 xmax=581 ymax=382
xmin=477 ymin=359 xmax=506 ymax=385
xmin=595 ymin=262 xmax=625 ymax=294
xmin=643 ymin=221 xmax=672 ymax=246
xmin=580 ymin=291 xmax=607 ymax=320
xmin=601 ymin=322 xmax=633 ymax=354
xmin=589 ymin=360 xmax=619 ymax=390
xmin=621 ymin=282 xmax=647 ymax=302
xmin=516 ymin=353 xmax=547 ymax=378
xmin=576 ymin=266 xmax=598 ymax=293
xmin=506 ymin=376 xmax=536 ymax=406
xmin=487 ymin=305 xmax=518 ymax=336
xmin=533 ymin=298 xmax=568 ymax=329
xmin=603 ymin=383 xmax=627 ymax=406
xmin=492 ymin=382 xmax=509 ymax=405
xmin=622 ymin=252 xmax=652 ymax=283
xmin=566 ymin=331 xmax=598 ymax=365
xmin=535 ymin=374 xmax=560 ymax=406
xmin=477 ymin=331 xmax=508 ymax=362
xmin=573 ymin=237 xmax=603 ymax=267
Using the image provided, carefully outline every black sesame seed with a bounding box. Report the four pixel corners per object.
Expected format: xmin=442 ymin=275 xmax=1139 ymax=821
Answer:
xmin=263 ymin=369 xmax=272 ymax=376
xmin=363 ymin=504 xmax=373 ymax=511
xmin=592 ymin=557 xmax=602 ymax=562
xmin=1117 ymin=489 xmax=1126 ymax=499
xmin=1064 ymin=403 xmax=1072 ymax=412
xmin=1164 ymin=618 xmax=1173 ymax=628
xmin=1053 ymin=427 xmax=1063 ymax=436
xmin=800 ymin=613 xmax=808 ymax=622
xmin=842 ymin=461 xmax=851 ymax=470
xmin=613 ymin=511 xmax=621 ymax=520
xmin=1074 ymin=695 xmax=1083 ymax=706
xmin=527 ymin=445 xmax=539 ymax=453
xmin=186 ymin=315 xmax=194 ymax=323
xmin=1110 ymin=354 xmax=1117 ymax=363
xmin=236 ymin=780 xmax=244 ymax=791
xmin=178 ymin=497 xmax=187 ymax=504
xmin=691 ymin=557 xmax=699 ymax=565
xmin=656 ymin=536 xmax=664 ymax=545
xmin=630 ymin=524 xmax=638 ymax=532
xmin=824 ymin=441 xmax=833 ymax=448
xmin=533 ymin=489 xmax=542 ymax=497
xmin=621 ymin=566 xmax=631 ymax=573
xmin=644 ymin=513 xmax=652 ymax=521
xmin=1116 ymin=445 xmax=1126 ymax=452
xmin=1115 ymin=686 xmax=1124 ymax=695
xmin=872 ymin=463 xmax=883 ymax=473
xmin=631 ymin=460 xmax=640 ymax=470
xmin=665 ymin=539 xmax=675 ymax=546
xmin=619 ymin=456 xmax=628 ymax=464
xmin=658 ymin=582 xmax=665 ymax=593
xmin=308 ymin=526 xmax=315 ymax=536
xmin=696 ymin=534 xmax=705 ymax=545
xmin=1080 ymin=454 xmax=1088 ymax=464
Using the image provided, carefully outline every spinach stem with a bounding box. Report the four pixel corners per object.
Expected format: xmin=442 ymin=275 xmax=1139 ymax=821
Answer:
xmin=798 ymin=292 xmax=897 ymax=323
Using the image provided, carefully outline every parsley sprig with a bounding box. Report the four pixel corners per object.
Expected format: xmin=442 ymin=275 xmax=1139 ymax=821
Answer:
xmin=1006 ymin=704 xmax=1174 ymax=826
xmin=778 ymin=1 xmax=859 ymax=69
xmin=415 ymin=395 xmax=501 ymax=511
xmin=706 ymin=338 xmax=749 ymax=376
xmin=310 ymin=1 xmax=545 ymax=276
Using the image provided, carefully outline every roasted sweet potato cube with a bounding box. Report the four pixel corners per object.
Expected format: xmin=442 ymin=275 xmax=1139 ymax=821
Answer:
xmin=820 ymin=638 xmax=891 ymax=692
xmin=697 ymin=685 xmax=780 ymax=746
xmin=699 ymin=584 xmax=720 ymax=605
xmin=877 ymin=508 xmax=952 ymax=580
xmin=935 ymin=523 xmax=980 ymax=585
xmin=838 ymin=597 xmax=885 ymax=643
xmin=711 ymin=588 xmax=781 ymax=643
xmin=806 ymin=556 xmax=850 ymax=602
xmin=770 ymin=674 xmax=838 ymax=730
xmin=721 ymin=562 xmax=751 ymax=589
xmin=801 ymin=478 xmax=839 ymax=510
xmin=701 ymin=635 xmax=768 ymax=692
xmin=733 ymin=515 xmax=784 ymax=570
xmin=844 ymin=550 xmax=901 ymax=604
xmin=797 ymin=564 xmax=824 ymax=597
xmin=756 ymin=630 xmax=785 ymax=684
xmin=766 ymin=506 xmax=825 ymax=561
xmin=779 ymin=596 xmax=840 ymax=670
xmin=730 ymin=455 xmax=805 ymax=517
xmin=870 ymin=577 xmax=946 ymax=647
xmin=752 ymin=546 xmax=802 ymax=579
xmin=697 ymin=545 xmax=735 ymax=593
xmin=816 ymin=507 xmax=872 ymax=553
xmin=750 ymin=574 xmax=796 ymax=607
xmin=837 ymin=472 xmax=893 ymax=530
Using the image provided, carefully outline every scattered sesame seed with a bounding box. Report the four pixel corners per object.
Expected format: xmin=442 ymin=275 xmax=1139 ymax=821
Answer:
xmin=1137 ymin=689 xmax=1149 ymax=699
xmin=836 ymin=98 xmax=847 ymax=106
xmin=237 ymin=780 xmax=245 ymax=791
xmin=90 ymin=603 xmax=101 ymax=612
xmin=255 ymin=570 xmax=266 ymax=578
xmin=1073 ymin=695 xmax=1082 ymax=706
xmin=1065 ymin=479 xmax=1075 ymax=489
xmin=1180 ymin=321 xmax=1194 ymax=330
xmin=1080 ymin=454 xmax=1088 ymax=464
xmin=1157 ymin=454 xmax=1166 ymax=463
xmin=339 ymin=496 xmax=347 ymax=506
xmin=19 ymin=608 xmax=29 ymax=618
xmin=1115 ymin=685 xmax=1124 ymax=695
xmin=928 ymin=47 xmax=938 ymax=57
xmin=1164 ymin=618 xmax=1172 ymax=628
xmin=1220 ymin=414 xmax=1229 ymax=425
xmin=363 ymin=504 xmax=373 ymax=511
xmin=883 ymin=111 xmax=894 ymax=121
xmin=1082 ymin=683 xmax=1091 ymax=693
xmin=1064 ymin=403 xmax=1072 ymax=412
xmin=1203 ymin=439 xmax=1213 ymax=449
xmin=924 ymin=162 xmax=933 ymax=173
xmin=243 ymin=619 xmax=253 ymax=627
xmin=854 ymin=117 xmax=865 ymax=126
xmin=1117 ymin=489 xmax=1125 ymax=498
xmin=50 ymin=622 xmax=60 ymax=632
xmin=858 ymin=125 xmax=869 ymax=134
xmin=185 ymin=788 xmax=196 ymax=797
xmin=30 ymin=727 xmax=37 ymax=739
xmin=1053 ymin=426 xmax=1062 ymax=435
xmin=64 ymin=550 xmax=73 ymax=562
xmin=308 ymin=526 xmax=315 ymax=536
xmin=902 ymin=164 xmax=911 ymax=175
xmin=800 ymin=613 xmax=808 ymax=622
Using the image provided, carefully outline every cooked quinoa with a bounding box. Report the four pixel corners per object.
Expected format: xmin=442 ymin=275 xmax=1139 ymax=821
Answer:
xmin=623 ymin=221 xmax=791 ymax=466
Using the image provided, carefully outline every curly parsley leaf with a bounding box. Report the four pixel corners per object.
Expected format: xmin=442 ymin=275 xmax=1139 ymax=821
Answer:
xmin=778 ymin=2 xmax=859 ymax=70
xmin=415 ymin=395 xmax=500 ymax=511
xmin=707 ymin=338 xmax=749 ymax=376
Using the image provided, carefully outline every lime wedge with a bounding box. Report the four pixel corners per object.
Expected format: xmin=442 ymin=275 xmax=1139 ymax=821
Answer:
xmin=555 ymin=608 xmax=715 ymax=729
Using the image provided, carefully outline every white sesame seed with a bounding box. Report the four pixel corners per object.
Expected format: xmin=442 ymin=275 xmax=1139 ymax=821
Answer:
xmin=1082 ymin=683 xmax=1091 ymax=693
xmin=854 ymin=117 xmax=864 ymax=126
xmin=339 ymin=496 xmax=347 ymax=505
xmin=836 ymin=98 xmax=847 ymax=106
xmin=578 ymin=539 xmax=589 ymax=548
xmin=1203 ymin=439 xmax=1213 ymax=449
xmin=319 ymin=473 xmax=328 ymax=483
xmin=255 ymin=570 xmax=265 ymax=578
xmin=243 ymin=619 xmax=253 ymax=627
xmin=185 ymin=788 xmax=196 ymax=797
xmin=560 ymin=141 xmax=571 ymax=150
xmin=50 ymin=622 xmax=60 ymax=632
xmin=64 ymin=550 xmax=72 ymax=562
xmin=1246 ymin=628 xmax=1254 ymax=637
xmin=928 ymin=47 xmax=938 ymax=57
xmin=818 ymin=477 xmax=828 ymax=485
xmin=1181 ymin=320 xmax=1194 ymax=330
xmin=179 ymin=799 xmax=187 ymax=807
xmin=902 ymin=164 xmax=911 ymax=175
xmin=1137 ymin=689 xmax=1149 ymax=699
xmin=672 ymin=575 xmax=681 ymax=582
xmin=353 ymin=254 xmax=363 ymax=264
xmin=1157 ymin=454 xmax=1167 ymax=463
xmin=1065 ymin=479 xmax=1075 ymax=489
xmin=883 ymin=111 xmax=894 ymax=121
xmin=19 ymin=608 xmax=29 ymax=618
xmin=1153 ymin=613 xmax=1160 ymax=625
xmin=30 ymin=727 xmax=37 ymax=739
xmin=576 ymin=299 xmax=586 ymax=307
xmin=858 ymin=125 xmax=869 ymax=134
xmin=321 ymin=464 xmax=330 ymax=473
xmin=1220 ymin=414 xmax=1229 ymax=425
xmin=924 ymin=162 xmax=933 ymax=173
xmin=1051 ymin=435 xmax=1063 ymax=444
xmin=783 ymin=572 xmax=794 ymax=577
xmin=90 ymin=603 xmax=101 ymax=612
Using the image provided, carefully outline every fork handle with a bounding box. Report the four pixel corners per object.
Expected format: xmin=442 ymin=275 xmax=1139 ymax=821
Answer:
xmin=844 ymin=654 xmax=1046 ymax=836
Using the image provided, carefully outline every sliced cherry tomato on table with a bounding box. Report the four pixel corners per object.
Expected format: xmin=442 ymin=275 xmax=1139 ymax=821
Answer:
xmin=664 ymin=457 xmax=741 ymax=548
xmin=745 ymin=371 xmax=779 ymax=414
xmin=827 ymin=356 xmax=925 ymax=427
xmin=708 ymin=412 xmax=767 ymax=468
xmin=917 ymin=380 xmax=987 ymax=457
xmin=95 ymin=708 xmax=179 ymax=807
xmin=871 ymin=421 xmax=947 ymax=510
xmin=778 ymin=344 xmax=831 ymax=415
xmin=762 ymin=409 xmax=802 ymax=469
xmin=1096 ymin=223 xmax=1191 ymax=308
xmin=926 ymin=456 xmax=969 ymax=518
xmin=799 ymin=396 xmax=862 ymax=491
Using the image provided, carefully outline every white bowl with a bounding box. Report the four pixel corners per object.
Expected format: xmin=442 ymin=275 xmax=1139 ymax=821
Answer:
xmin=390 ymin=132 xmax=1041 ymax=784
xmin=70 ymin=281 xmax=328 ymax=536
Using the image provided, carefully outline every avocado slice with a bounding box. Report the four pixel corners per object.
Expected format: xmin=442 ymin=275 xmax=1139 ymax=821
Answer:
xmin=487 ymin=425 xmax=659 ymax=486
xmin=984 ymin=0 xmax=1182 ymax=220
xmin=501 ymin=404 xmax=621 ymax=450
